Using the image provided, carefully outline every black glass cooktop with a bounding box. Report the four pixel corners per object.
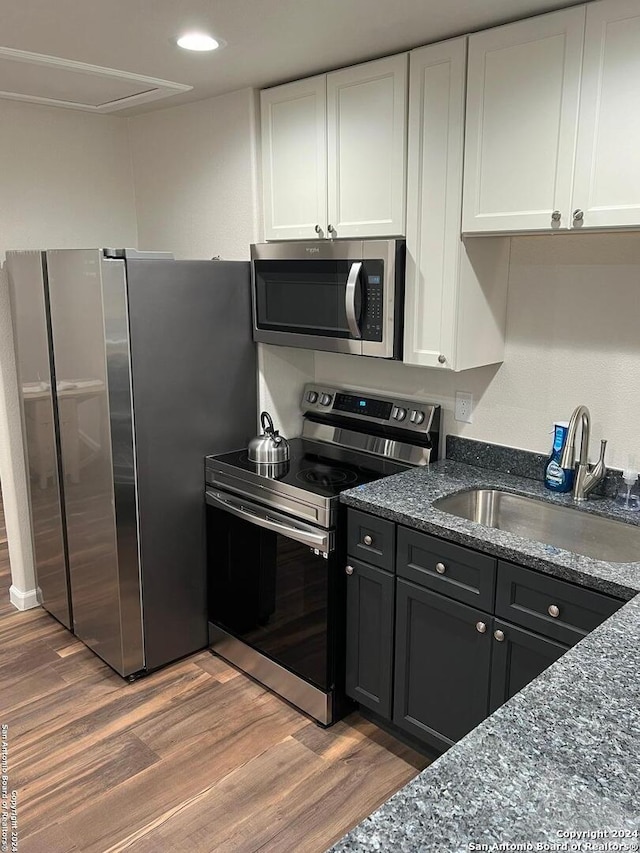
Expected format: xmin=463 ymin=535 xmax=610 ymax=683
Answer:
xmin=212 ymin=438 xmax=383 ymax=498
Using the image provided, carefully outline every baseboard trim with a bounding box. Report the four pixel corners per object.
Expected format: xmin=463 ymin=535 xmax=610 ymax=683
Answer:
xmin=9 ymin=585 xmax=40 ymax=611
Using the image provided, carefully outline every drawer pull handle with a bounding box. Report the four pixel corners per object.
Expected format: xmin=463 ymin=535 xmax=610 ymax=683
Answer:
xmin=494 ymin=629 xmax=505 ymax=642
xmin=548 ymin=604 xmax=560 ymax=618
xmin=363 ymin=534 xmax=373 ymax=546
xmin=476 ymin=621 xmax=487 ymax=634
xmin=345 ymin=565 xmax=354 ymax=576
xmin=435 ymin=562 xmax=446 ymax=574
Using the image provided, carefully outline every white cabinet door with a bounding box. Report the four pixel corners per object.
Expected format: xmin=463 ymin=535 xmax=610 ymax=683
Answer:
xmin=261 ymin=76 xmax=327 ymax=241
xmin=572 ymin=0 xmax=640 ymax=229
xmin=463 ymin=7 xmax=585 ymax=233
xmin=404 ymin=39 xmax=510 ymax=371
xmin=404 ymin=39 xmax=466 ymax=368
xmin=327 ymin=54 xmax=408 ymax=239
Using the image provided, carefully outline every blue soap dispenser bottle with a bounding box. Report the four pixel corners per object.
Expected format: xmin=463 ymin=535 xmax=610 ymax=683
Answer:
xmin=544 ymin=421 xmax=574 ymax=493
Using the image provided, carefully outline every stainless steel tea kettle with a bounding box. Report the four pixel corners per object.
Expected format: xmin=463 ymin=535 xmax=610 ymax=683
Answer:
xmin=248 ymin=412 xmax=290 ymax=464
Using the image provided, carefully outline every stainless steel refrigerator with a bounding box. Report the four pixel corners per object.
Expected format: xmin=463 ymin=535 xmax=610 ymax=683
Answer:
xmin=7 ymin=249 xmax=256 ymax=677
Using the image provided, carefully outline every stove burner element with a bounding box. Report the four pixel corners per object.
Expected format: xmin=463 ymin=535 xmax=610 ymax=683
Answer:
xmin=296 ymin=465 xmax=358 ymax=488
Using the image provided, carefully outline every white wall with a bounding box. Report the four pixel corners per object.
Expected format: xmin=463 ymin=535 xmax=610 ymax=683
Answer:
xmin=128 ymin=87 xmax=315 ymax=436
xmin=128 ymin=88 xmax=260 ymax=261
xmin=315 ymin=232 xmax=640 ymax=469
xmin=0 ymin=98 xmax=138 ymax=607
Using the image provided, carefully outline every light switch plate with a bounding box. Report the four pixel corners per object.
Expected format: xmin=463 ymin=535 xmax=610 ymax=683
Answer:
xmin=455 ymin=391 xmax=473 ymax=424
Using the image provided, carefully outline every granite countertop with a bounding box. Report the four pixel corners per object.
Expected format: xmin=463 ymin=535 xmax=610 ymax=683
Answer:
xmin=331 ymin=459 xmax=640 ymax=852
xmin=340 ymin=459 xmax=640 ymax=599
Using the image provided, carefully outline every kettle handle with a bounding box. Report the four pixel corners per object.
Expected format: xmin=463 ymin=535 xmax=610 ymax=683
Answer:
xmin=260 ymin=411 xmax=280 ymax=443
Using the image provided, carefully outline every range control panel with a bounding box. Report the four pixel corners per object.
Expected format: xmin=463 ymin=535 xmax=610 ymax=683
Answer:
xmin=301 ymin=384 xmax=439 ymax=434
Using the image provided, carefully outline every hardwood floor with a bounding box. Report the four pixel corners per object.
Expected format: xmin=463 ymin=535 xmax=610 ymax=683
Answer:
xmin=0 ymin=499 xmax=429 ymax=853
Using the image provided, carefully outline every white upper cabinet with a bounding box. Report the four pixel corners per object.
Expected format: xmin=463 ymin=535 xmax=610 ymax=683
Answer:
xmin=260 ymin=54 xmax=407 ymax=241
xmin=326 ymin=54 xmax=408 ymax=239
xmin=572 ymin=0 xmax=640 ymax=229
xmin=261 ymin=76 xmax=327 ymax=241
xmin=404 ymin=38 xmax=510 ymax=371
xmin=462 ymin=7 xmax=585 ymax=233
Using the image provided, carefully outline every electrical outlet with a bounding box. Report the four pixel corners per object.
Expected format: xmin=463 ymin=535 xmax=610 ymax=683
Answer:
xmin=455 ymin=391 xmax=473 ymax=424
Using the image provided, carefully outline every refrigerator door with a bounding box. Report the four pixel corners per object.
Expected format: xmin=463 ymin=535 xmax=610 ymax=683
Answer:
xmin=124 ymin=258 xmax=256 ymax=670
xmin=6 ymin=251 xmax=71 ymax=628
xmin=46 ymin=249 xmax=144 ymax=676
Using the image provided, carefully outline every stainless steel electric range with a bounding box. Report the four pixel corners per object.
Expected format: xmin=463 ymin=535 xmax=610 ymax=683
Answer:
xmin=205 ymin=384 xmax=441 ymax=725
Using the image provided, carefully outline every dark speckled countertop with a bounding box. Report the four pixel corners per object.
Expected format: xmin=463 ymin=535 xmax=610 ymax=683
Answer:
xmin=341 ymin=459 xmax=640 ymax=598
xmin=330 ymin=459 xmax=640 ymax=852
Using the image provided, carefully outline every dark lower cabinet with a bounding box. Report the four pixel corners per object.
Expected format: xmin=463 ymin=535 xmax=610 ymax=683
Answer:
xmin=489 ymin=619 xmax=568 ymax=713
xmin=393 ymin=579 xmax=492 ymax=751
xmin=345 ymin=559 xmax=395 ymax=718
xmin=344 ymin=508 xmax=624 ymax=754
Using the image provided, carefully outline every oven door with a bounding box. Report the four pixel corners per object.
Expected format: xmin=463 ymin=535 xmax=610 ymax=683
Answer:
xmin=206 ymin=489 xmax=335 ymax=692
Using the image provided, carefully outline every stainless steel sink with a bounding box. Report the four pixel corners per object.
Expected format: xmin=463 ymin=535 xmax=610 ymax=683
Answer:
xmin=433 ymin=489 xmax=640 ymax=563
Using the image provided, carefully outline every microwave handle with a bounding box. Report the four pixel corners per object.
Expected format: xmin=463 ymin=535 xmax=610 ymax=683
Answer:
xmin=345 ymin=262 xmax=363 ymax=340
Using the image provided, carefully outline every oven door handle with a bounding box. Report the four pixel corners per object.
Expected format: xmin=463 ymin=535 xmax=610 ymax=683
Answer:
xmin=345 ymin=262 xmax=363 ymax=340
xmin=205 ymin=489 xmax=331 ymax=553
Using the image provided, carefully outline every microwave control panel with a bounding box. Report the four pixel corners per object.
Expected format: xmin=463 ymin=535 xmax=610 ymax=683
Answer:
xmin=361 ymin=263 xmax=384 ymax=342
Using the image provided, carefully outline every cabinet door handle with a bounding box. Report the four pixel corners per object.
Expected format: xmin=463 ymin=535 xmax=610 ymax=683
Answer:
xmin=345 ymin=565 xmax=354 ymax=575
xmin=435 ymin=562 xmax=446 ymax=574
xmin=494 ymin=629 xmax=505 ymax=642
xmin=572 ymin=209 xmax=584 ymax=221
xmin=548 ymin=604 xmax=560 ymax=618
xmin=551 ymin=210 xmax=561 ymax=222
xmin=363 ymin=534 xmax=373 ymax=546
xmin=314 ymin=224 xmax=322 ymax=235
xmin=476 ymin=621 xmax=487 ymax=634
xmin=328 ymin=224 xmax=336 ymax=236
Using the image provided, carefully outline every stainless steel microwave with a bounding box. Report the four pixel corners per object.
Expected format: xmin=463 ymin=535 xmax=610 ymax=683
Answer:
xmin=250 ymin=239 xmax=405 ymax=359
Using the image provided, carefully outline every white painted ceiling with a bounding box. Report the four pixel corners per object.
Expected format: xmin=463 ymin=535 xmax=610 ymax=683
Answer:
xmin=0 ymin=0 xmax=584 ymax=115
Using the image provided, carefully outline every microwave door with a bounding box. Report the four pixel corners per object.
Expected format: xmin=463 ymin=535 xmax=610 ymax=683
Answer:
xmin=253 ymin=257 xmax=363 ymax=355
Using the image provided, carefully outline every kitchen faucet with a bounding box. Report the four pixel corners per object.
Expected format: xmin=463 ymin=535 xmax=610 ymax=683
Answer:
xmin=559 ymin=405 xmax=607 ymax=502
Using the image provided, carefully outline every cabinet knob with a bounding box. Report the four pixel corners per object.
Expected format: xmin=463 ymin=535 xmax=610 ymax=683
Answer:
xmin=548 ymin=604 xmax=560 ymax=618
xmin=494 ymin=629 xmax=505 ymax=642
xmin=314 ymin=224 xmax=322 ymax=235
xmin=345 ymin=565 xmax=354 ymax=575
xmin=328 ymin=224 xmax=335 ymax=235
xmin=438 ymin=354 xmax=446 ymax=364
xmin=435 ymin=562 xmax=446 ymax=574
xmin=551 ymin=210 xmax=561 ymax=222
xmin=363 ymin=534 xmax=373 ymax=546
xmin=573 ymin=209 xmax=584 ymax=221
xmin=476 ymin=621 xmax=487 ymax=634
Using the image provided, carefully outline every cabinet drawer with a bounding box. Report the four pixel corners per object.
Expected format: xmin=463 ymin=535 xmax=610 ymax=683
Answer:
xmin=347 ymin=509 xmax=395 ymax=571
xmin=496 ymin=561 xmax=622 ymax=646
xmin=397 ymin=527 xmax=496 ymax=610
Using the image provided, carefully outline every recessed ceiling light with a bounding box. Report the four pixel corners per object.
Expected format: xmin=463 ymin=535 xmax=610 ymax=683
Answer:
xmin=176 ymin=33 xmax=220 ymax=52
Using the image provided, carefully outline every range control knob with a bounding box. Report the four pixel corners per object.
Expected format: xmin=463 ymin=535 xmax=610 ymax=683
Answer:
xmin=392 ymin=406 xmax=407 ymax=422
xmin=306 ymin=391 xmax=319 ymax=404
xmin=319 ymin=393 xmax=332 ymax=407
xmin=410 ymin=410 xmax=425 ymax=425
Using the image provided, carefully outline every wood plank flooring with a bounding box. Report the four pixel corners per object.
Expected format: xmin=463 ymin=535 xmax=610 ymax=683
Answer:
xmin=0 ymin=499 xmax=429 ymax=852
